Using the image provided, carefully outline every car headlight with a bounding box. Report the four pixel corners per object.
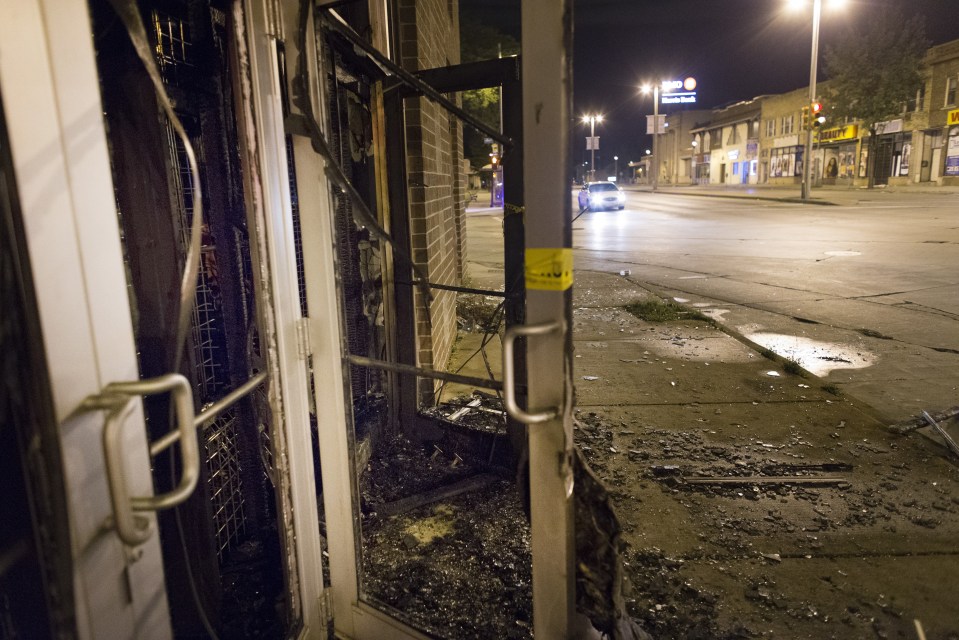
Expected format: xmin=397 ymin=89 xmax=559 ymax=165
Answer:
xmin=616 ymin=192 xmax=625 ymax=201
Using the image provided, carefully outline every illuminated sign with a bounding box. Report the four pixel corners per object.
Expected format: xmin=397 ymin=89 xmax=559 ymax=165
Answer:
xmin=817 ymin=124 xmax=858 ymax=143
xmin=948 ymin=108 xmax=959 ymax=126
xmin=662 ymin=94 xmax=697 ymax=104
xmin=661 ymin=77 xmax=698 ymax=105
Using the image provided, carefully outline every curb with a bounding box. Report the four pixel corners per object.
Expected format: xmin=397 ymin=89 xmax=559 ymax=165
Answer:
xmin=624 ymin=188 xmax=839 ymax=206
xmin=618 ymin=274 xmax=891 ymax=428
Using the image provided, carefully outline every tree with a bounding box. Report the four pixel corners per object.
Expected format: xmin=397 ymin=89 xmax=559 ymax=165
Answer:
xmin=821 ymin=10 xmax=928 ymax=188
xmin=459 ymin=19 xmax=519 ymax=171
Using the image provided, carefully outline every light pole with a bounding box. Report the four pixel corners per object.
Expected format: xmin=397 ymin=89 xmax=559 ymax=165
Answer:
xmin=582 ymin=114 xmax=603 ymax=182
xmin=640 ymin=84 xmax=660 ymax=191
xmin=802 ymin=0 xmax=821 ymax=201
xmin=614 ymin=155 xmax=619 ymax=181
xmin=791 ymin=0 xmax=844 ymax=200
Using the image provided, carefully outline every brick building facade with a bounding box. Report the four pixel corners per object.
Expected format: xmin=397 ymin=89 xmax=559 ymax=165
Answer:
xmin=397 ymin=0 xmax=467 ymax=401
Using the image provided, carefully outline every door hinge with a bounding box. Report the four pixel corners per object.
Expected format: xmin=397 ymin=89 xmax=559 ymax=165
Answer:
xmin=318 ymin=587 xmax=333 ymax=624
xmin=296 ymin=317 xmax=312 ymax=360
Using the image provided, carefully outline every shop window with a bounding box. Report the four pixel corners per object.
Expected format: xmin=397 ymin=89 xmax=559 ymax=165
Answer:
xmin=710 ymin=129 xmax=722 ymax=148
xmin=908 ymin=83 xmax=926 ymax=112
xmin=781 ymin=115 xmax=794 ymax=135
xmin=732 ymin=161 xmax=740 ymax=175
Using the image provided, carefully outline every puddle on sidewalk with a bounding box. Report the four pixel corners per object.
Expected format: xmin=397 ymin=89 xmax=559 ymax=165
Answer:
xmin=745 ymin=332 xmax=876 ymax=376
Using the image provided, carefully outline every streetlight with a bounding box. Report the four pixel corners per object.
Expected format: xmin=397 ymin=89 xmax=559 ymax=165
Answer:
xmin=613 ymin=155 xmax=619 ymax=181
xmin=582 ymin=114 xmax=603 ymax=182
xmin=789 ymin=0 xmax=844 ymax=201
xmin=640 ymin=83 xmax=660 ymax=191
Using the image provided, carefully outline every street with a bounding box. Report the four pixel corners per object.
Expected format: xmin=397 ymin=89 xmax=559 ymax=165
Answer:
xmin=573 ymin=187 xmax=959 ymax=424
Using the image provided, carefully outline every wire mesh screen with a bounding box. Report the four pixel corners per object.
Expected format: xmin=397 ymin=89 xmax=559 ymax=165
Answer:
xmin=203 ymin=412 xmax=247 ymax=561
xmin=327 ymin=49 xmax=377 ymax=402
xmin=165 ymin=103 xmax=247 ymax=567
xmin=286 ymin=137 xmax=309 ymax=317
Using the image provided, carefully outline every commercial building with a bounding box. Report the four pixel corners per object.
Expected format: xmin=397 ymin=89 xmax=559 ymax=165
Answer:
xmin=658 ymin=37 xmax=959 ymax=188
xmin=691 ymin=99 xmax=761 ymax=186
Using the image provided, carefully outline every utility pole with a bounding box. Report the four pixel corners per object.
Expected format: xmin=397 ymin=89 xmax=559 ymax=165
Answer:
xmin=801 ymin=0 xmax=822 ymax=201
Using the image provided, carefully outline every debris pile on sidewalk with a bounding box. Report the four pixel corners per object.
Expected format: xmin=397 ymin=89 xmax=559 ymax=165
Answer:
xmin=572 ymin=407 xmax=959 ymax=638
xmin=360 ymin=433 xmax=533 ymax=639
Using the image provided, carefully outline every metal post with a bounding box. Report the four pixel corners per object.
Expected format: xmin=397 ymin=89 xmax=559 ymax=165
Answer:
xmin=502 ymin=70 xmax=527 ymax=480
xmin=802 ymin=0 xmax=821 ymax=201
xmin=522 ymin=0 xmax=575 ymax=636
xmin=589 ymin=117 xmax=596 ymax=182
xmin=652 ymin=85 xmax=659 ymax=191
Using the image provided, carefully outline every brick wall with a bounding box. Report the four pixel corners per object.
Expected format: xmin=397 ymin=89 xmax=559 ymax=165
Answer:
xmin=397 ymin=0 xmax=465 ymax=402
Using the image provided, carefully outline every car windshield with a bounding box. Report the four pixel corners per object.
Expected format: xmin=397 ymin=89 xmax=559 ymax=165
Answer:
xmin=589 ymin=183 xmax=618 ymax=192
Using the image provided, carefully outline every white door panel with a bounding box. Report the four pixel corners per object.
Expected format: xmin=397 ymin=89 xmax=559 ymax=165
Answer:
xmin=0 ymin=1 xmax=171 ymax=638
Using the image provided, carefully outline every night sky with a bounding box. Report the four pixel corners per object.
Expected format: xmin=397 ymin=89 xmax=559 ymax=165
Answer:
xmin=460 ymin=0 xmax=959 ymax=167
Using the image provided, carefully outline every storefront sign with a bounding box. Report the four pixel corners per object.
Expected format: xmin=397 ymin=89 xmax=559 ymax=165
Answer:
xmin=948 ymin=109 xmax=959 ymax=126
xmin=875 ymin=118 xmax=903 ymax=134
xmin=817 ymin=124 xmax=858 ymax=143
xmin=661 ymin=77 xmax=697 ymax=105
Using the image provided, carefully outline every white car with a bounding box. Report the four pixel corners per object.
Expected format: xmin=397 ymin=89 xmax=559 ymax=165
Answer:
xmin=578 ymin=181 xmax=626 ymax=211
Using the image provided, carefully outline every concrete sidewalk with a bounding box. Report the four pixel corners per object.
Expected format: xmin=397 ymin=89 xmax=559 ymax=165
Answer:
xmin=564 ymin=269 xmax=959 ymax=638
xmin=446 ymin=263 xmax=959 ymax=638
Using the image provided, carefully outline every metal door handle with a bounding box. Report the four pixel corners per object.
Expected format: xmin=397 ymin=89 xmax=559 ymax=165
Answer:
xmin=83 ymin=373 xmax=199 ymax=546
xmin=502 ymin=320 xmax=563 ymax=424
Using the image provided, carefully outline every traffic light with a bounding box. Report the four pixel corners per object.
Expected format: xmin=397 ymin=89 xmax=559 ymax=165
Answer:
xmin=801 ymin=105 xmax=810 ymax=129
xmin=811 ymin=101 xmax=825 ymax=128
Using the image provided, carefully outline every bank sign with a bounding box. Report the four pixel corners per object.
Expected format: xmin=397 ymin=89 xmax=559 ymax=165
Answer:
xmin=661 ymin=77 xmax=697 ymax=105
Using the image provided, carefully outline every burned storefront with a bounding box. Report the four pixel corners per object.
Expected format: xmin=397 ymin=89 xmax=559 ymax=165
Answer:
xmin=0 ymin=0 xmax=632 ymax=638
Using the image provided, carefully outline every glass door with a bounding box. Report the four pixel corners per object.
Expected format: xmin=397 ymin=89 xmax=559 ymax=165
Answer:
xmin=283 ymin=1 xmax=577 ymax=638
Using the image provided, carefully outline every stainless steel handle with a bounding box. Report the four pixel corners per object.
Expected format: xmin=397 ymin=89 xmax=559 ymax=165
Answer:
xmin=84 ymin=373 xmax=199 ymax=546
xmin=502 ymin=320 xmax=563 ymax=424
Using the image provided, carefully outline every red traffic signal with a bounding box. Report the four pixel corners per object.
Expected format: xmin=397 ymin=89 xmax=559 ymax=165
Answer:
xmin=808 ymin=101 xmax=826 ymax=128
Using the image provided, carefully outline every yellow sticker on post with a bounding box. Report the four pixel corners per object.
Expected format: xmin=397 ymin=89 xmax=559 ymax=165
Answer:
xmin=525 ymin=248 xmax=573 ymax=291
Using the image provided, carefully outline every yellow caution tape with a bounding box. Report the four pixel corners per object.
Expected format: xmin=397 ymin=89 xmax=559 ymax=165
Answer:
xmin=525 ymin=248 xmax=573 ymax=291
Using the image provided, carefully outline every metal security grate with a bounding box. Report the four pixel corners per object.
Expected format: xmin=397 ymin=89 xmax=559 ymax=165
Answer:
xmin=203 ymin=413 xmax=247 ymax=561
xmin=286 ymin=137 xmax=308 ymax=317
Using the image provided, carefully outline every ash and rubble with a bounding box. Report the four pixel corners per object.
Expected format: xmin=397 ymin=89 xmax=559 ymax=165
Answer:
xmin=358 ymin=430 xmax=532 ymax=640
xmin=355 ymin=390 xmax=959 ymax=640
xmin=573 ymin=397 xmax=959 ymax=639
